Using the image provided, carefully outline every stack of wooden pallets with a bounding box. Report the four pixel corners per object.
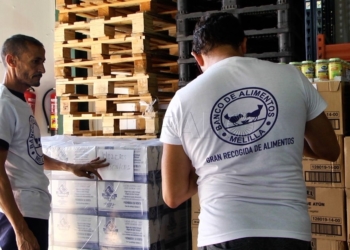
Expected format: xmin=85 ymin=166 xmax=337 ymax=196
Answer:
xmin=55 ymin=0 xmax=178 ymax=138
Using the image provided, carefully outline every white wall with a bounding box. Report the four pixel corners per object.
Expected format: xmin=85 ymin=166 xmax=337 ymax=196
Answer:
xmin=0 ymin=0 xmax=56 ymax=136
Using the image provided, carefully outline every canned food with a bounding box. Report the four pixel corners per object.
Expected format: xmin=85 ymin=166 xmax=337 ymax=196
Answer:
xmin=301 ymin=60 xmax=315 ymax=78
xmin=315 ymin=59 xmax=329 ymax=80
xmin=289 ymin=62 xmax=302 ymax=71
xmin=329 ymin=58 xmax=342 ymax=80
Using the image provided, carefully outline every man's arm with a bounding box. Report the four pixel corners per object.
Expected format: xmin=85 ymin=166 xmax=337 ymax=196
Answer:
xmin=304 ymin=112 xmax=340 ymax=161
xmin=43 ymin=154 xmax=109 ymax=180
xmin=0 ymin=149 xmax=40 ymax=250
xmin=161 ymin=143 xmax=198 ymax=208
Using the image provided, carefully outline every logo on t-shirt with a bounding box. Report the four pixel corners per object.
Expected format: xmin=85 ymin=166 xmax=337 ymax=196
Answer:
xmin=210 ymin=87 xmax=278 ymax=145
xmin=27 ymin=116 xmax=44 ymax=165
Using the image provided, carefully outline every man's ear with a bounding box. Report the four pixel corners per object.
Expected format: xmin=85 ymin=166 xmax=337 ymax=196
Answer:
xmin=191 ymin=52 xmax=204 ymax=67
xmin=240 ymin=37 xmax=247 ymax=55
xmin=5 ymin=54 xmax=17 ymax=68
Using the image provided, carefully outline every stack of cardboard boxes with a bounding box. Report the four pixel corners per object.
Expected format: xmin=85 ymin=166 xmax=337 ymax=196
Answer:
xmin=303 ymin=79 xmax=350 ymax=249
xmin=43 ymin=136 xmax=191 ymax=250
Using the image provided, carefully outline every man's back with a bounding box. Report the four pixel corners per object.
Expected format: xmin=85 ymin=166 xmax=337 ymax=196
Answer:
xmin=162 ymin=56 xmax=326 ymax=246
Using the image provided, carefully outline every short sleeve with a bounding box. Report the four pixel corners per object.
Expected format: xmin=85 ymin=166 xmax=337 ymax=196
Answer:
xmin=297 ymin=70 xmax=327 ymax=121
xmin=160 ymin=94 xmax=182 ymax=145
xmin=0 ymin=100 xmax=15 ymax=144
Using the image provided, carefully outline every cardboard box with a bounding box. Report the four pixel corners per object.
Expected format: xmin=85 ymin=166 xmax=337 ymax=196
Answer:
xmin=116 ymin=102 xmax=140 ymax=112
xmin=51 ymin=247 xmax=93 ymax=250
xmin=313 ymin=80 xmax=350 ymax=135
xmin=50 ymin=145 xmax=97 ymax=180
xmin=98 ymin=216 xmax=161 ymax=249
xmin=303 ymin=135 xmax=344 ymax=188
xmin=191 ymin=193 xmax=200 ymax=227
xmin=345 ymin=189 xmax=350 ymax=241
xmin=96 ymin=141 xmax=162 ymax=183
xmin=311 ymin=239 xmax=346 ymax=250
xmin=52 ymin=213 xmax=99 ymax=249
xmin=114 ymin=86 xmax=136 ymax=95
xmin=97 ymin=181 xmax=163 ymax=219
xmin=307 ymin=187 xmax=346 ymax=241
xmin=119 ymin=118 xmax=145 ymax=130
xmin=343 ymin=137 xmax=350 ymax=188
xmin=51 ymin=180 xmax=97 ymax=215
xmin=192 ymin=227 xmax=198 ymax=250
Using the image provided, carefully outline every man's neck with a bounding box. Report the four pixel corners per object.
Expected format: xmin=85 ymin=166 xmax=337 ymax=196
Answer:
xmin=202 ymin=46 xmax=243 ymax=70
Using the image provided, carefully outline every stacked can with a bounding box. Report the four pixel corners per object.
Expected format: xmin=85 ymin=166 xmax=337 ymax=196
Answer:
xmin=290 ymin=58 xmax=349 ymax=80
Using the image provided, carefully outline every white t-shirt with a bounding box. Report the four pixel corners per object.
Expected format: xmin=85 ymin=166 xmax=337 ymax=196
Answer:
xmin=160 ymin=57 xmax=326 ymax=246
xmin=0 ymin=84 xmax=51 ymax=220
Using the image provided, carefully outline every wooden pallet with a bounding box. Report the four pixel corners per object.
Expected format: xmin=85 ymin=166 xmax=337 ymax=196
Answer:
xmin=62 ymin=111 xmax=162 ymax=136
xmin=55 ymin=12 xmax=176 ymax=42
xmin=56 ymin=73 xmax=178 ymax=96
xmin=60 ymin=94 xmax=155 ymax=115
xmin=56 ymin=0 xmax=177 ymax=24
xmin=54 ymin=52 xmax=178 ymax=77
xmin=54 ymin=33 xmax=178 ymax=60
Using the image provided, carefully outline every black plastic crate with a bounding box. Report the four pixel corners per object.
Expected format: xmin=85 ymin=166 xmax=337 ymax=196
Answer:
xmin=223 ymin=0 xmax=278 ymax=9
xmin=176 ymin=4 xmax=303 ymax=37
xmin=178 ymin=62 xmax=200 ymax=84
xmin=247 ymin=34 xmax=279 ymax=53
xmin=179 ymin=40 xmax=193 ymax=59
xmin=177 ymin=0 xmax=222 ymax=14
xmin=177 ymin=29 xmax=304 ymax=60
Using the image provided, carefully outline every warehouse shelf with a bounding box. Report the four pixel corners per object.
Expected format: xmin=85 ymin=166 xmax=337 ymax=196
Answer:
xmin=317 ymin=34 xmax=350 ymax=61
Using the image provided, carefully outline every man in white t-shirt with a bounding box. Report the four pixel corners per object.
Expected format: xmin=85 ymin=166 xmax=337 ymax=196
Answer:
xmin=0 ymin=34 xmax=109 ymax=250
xmin=160 ymin=13 xmax=339 ymax=250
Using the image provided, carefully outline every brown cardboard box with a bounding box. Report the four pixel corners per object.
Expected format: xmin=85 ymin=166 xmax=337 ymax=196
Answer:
xmin=345 ymin=189 xmax=350 ymax=241
xmin=192 ymin=227 xmax=198 ymax=250
xmin=343 ymin=137 xmax=350 ymax=189
xmin=307 ymin=187 xmax=346 ymax=241
xmin=314 ymin=80 xmax=350 ymax=135
xmin=191 ymin=193 xmax=200 ymax=227
xmin=311 ymin=238 xmax=347 ymax=250
xmin=302 ymin=135 xmax=344 ymax=188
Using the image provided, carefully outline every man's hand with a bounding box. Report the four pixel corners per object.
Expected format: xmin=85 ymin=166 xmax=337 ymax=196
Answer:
xmin=68 ymin=157 xmax=109 ymax=180
xmin=16 ymin=226 xmax=40 ymax=250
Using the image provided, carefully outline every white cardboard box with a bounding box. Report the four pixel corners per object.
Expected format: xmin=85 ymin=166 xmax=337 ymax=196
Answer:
xmin=97 ymin=181 xmax=163 ymax=219
xmin=116 ymin=103 xmax=140 ymax=112
xmin=98 ymin=216 xmax=161 ymax=249
xmin=51 ymin=180 xmax=97 ymax=215
xmin=50 ymin=145 xmax=97 ymax=180
xmin=52 ymin=213 xmax=99 ymax=249
xmin=119 ymin=118 xmax=145 ymax=130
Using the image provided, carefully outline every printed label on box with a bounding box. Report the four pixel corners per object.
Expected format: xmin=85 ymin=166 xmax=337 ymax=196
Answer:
xmin=51 ymin=180 xmax=97 ymax=215
xmin=52 ymin=214 xmax=99 ymax=249
xmin=98 ymin=217 xmax=161 ymax=249
xmin=97 ymin=149 xmax=134 ymax=182
xmin=97 ymin=181 xmax=163 ymax=219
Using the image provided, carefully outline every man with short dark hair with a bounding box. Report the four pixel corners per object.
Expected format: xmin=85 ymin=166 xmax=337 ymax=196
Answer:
xmin=0 ymin=34 xmax=109 ymax=250
xmin=160 ymin=13 xmax=339 ymax=250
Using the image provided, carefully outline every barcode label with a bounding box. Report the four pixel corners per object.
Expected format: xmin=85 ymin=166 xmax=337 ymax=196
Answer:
xmin=312 ymin=223 xmax=342 ymax=236
xmin=192 ymin=219 xmax=199 ymax=226
xmin=328 ymin=119 xmax=340 ymax=130
xmin=305 ymin=172 xmax=341 ymax=183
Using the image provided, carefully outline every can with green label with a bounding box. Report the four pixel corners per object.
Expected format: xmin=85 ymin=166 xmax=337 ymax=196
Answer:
xmin=315 ymin=59 xmax=329 ymax=80
xmin=301 ymin=61 xmax=315 ymax=78
xmin=329 ymin=58 xmax=342 ymax=80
